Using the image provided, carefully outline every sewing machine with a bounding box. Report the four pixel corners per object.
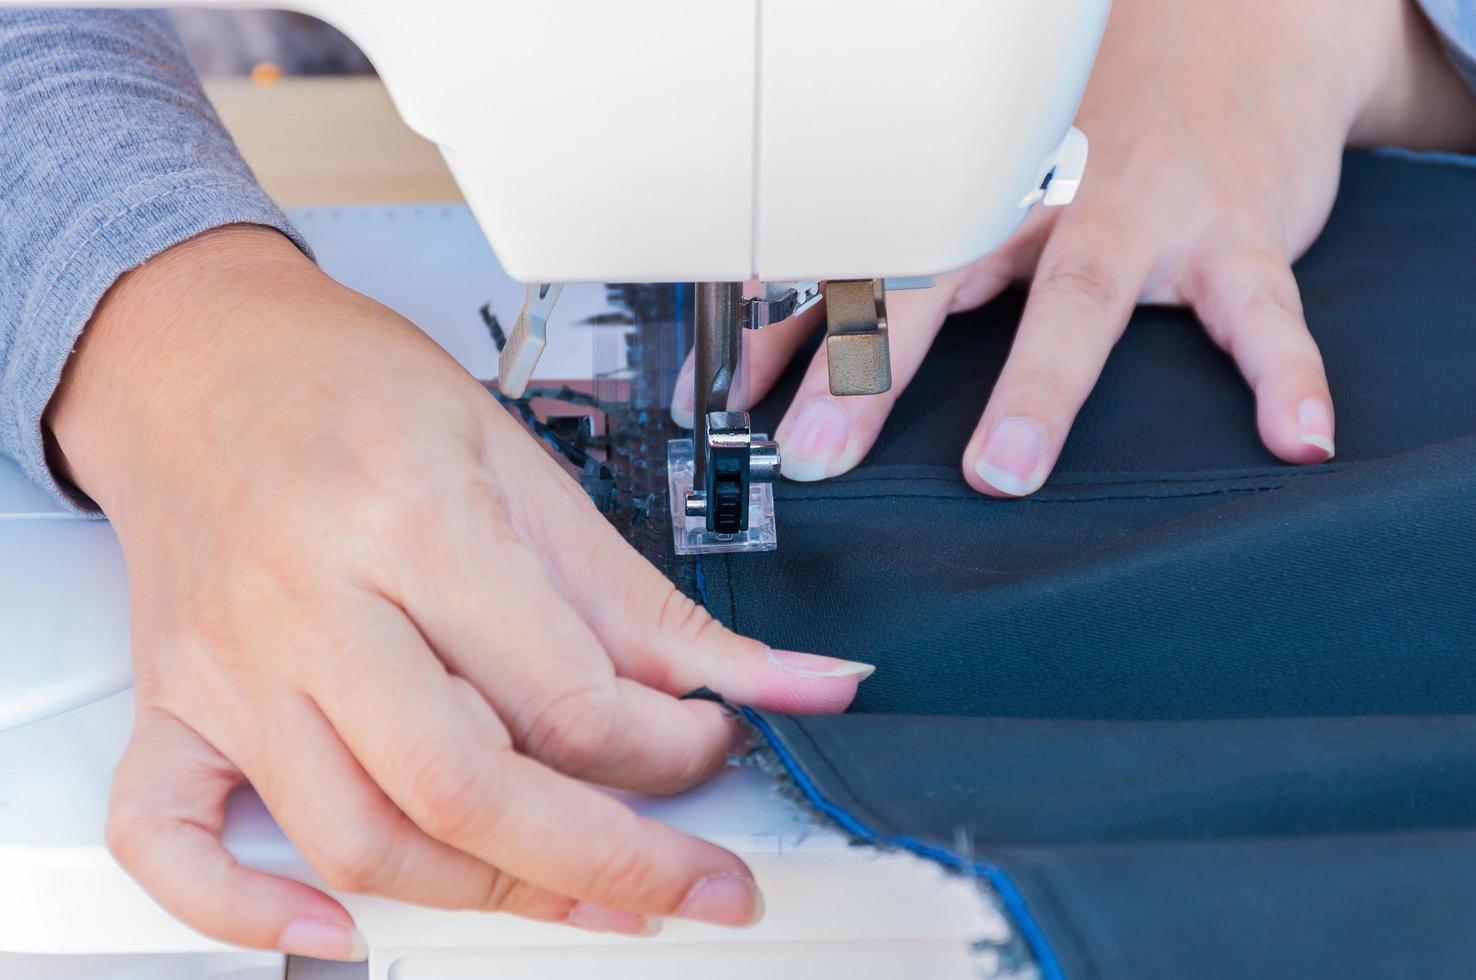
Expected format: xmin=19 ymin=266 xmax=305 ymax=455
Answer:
xmin=471 ymin=0 xmax=1105 ymax=552
xmin=0 ymin=1 xmax=1110 ymax=976
xmin=14 ymin=0 xmax=1107 ymax=551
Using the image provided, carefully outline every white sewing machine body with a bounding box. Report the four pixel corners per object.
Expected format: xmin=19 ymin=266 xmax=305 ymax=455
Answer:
xmin=16 ymin=0 xmax=1109 ymax=285
xmin=0 ymin=1 xmax=1109 ymax=545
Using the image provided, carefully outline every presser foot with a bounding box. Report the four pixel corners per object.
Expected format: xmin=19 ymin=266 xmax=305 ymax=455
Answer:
xmin=678 ymin=282 xmax=786 ymax=555
xmin=668 ymin=276 xmax=924 ymax=556
xmin=668 ymin=431 xmax=777 ymax=556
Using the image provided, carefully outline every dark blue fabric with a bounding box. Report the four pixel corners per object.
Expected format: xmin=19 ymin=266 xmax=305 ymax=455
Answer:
xmin=714 ymin=151 xmax=1476 ymax=979
xmin=740 ymin=707 xmax=1069 ymax=980
xmin=717 ymin=151 xmax=1476 ymax=720
xmin=750 ymin=711 xmax=1476 ymax=979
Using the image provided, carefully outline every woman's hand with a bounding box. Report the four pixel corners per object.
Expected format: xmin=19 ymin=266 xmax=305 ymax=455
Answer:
xmin=685 ymin=0 xmax=1476 ymax=494
xmin=46 ymin=226 xmax=871 ymax=959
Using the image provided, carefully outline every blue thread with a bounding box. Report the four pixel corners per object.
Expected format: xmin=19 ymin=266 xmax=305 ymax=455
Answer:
xmin=691 ymin=531 xmax=1056 ymax=967
xmin=673 ymin=281 xmax=690 ymax=360
xmin=693 ymin=553 xmax=711 ymax=609
xmin=1374 ymin=146 xmax=1476 ymax=169
xmin=739 ymin=706 xmax=1068 ymax=980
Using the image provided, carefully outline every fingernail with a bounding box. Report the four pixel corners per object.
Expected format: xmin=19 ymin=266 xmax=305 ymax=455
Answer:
xmin=974 ymin=416 xmax=1046 ymax=496
xmin=671 ymin=364 xmax=695 ymax=430
xmin=779 ymin=399 xmax=850 ymax=482
xmin=278 ymin=918 xmax=369 ymax=962
xmin=1297 ymin=397 xmax=1335 ymax=459
xmin=768 ymin=649 xmax=876 ymax=680
xmin=569 ymin=901 xmax=661 ymax=936
xmin=679 ymin=874 xmax=764 ymax=927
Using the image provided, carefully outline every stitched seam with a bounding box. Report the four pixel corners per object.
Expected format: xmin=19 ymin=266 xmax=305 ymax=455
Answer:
xmin=725 ymin=553 xmax=738 ymax=632
xmin=819 ymin=468 xmax=1344 ymax=489
xmin=1053 ymin=464 xmax=1339 ymax=479
xmin=820 ymin=462 xmax=1347 ymax=484
xmin=693 ymin=554 xmax=711 ymax=609
xmin=783 ymin=486 xmax=1276 ymax=505
xmin=785 ymin=717 xmax=899 ymax=834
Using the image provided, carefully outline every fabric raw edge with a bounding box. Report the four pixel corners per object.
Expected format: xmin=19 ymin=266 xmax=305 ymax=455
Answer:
xmin=734 ymin=706 xmax=1060 ymax=980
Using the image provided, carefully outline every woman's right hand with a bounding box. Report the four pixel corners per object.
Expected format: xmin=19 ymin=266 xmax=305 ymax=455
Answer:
xmin=46 ymin=225 xmax=871 ymax=959
xmin=692 ymin=0 xmax=1476 ymax=497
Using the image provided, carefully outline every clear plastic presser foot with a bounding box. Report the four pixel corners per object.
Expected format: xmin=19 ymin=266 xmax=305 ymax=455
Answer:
xmin=668 ymin=438 xmax=777 ymax=555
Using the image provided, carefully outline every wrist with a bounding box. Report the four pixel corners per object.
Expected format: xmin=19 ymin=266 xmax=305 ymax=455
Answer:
xmin=1349 ymin=0 xmax=1476 ymax=150
xmin=45 ymin=225 xmax=323 ymax=517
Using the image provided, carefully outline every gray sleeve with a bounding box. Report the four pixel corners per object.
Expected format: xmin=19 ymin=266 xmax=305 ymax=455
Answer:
xmin=1419 ymin=0 xmax=1476 ymax=93
xmin=0 ymin=11 xmax=310 ymax=512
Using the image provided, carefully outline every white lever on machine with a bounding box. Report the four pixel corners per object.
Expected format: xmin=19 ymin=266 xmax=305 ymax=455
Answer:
xmin=498 ymin=282 xmax=563 ymax=398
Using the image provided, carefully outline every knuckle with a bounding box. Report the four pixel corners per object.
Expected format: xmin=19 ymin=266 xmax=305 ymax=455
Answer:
xmin=1036 ymin=249 xmax=1122 ymax=309
xmin=353 ymin=467 xmax=437 ymax=542
xmin=346 ymin=449 xmax=484 ymax=544
xmin=313 ymin=824 xmax=398 ymax=894
xmin=654 ymin=586 xmax=717 ymax=651
xmin=580 ymin=520 xmax=628 ymax=572
xmin=218 ymin=554 xmax=335 ymax=642
xmin=406 ymin=743 xmax=501 ymax=842
xmin=153 ymin=554 xmax=344 ymax=687
xmin=1260 ymin=340 xmax=1326 ymax=382
xmin=509 ymin=475 xmax=604 ymax=556
xmin=590 ymin=842 xmax=662 ymax=909
xmin=103 ymin=800 xmax=149 ymax=868
xmin=636 ymin=573 xmax=727 ymax=653
xmin=521 ymin=685 xmax=618 ymax=774
xmin=459 ymin=475 xmax=516 ymax=535
xmin=471 ymin=871 xmax=526 ymax=913
xmin=659 ymin=731 xmax=722 ymax=792
xmin=1009 ymin=366 xmax=1076 ymax=413
xmin=1238 ymin=279 xmax=1305 ymax=322
xmin=691 ymin=613 xmax=737 ymax=658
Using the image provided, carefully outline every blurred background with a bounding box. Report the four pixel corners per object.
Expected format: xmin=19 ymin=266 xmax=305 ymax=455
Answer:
xmin=171 ymin=9 xmax=368 ymax=74
xmin=170 ymin=10 xmax=462 ymax=206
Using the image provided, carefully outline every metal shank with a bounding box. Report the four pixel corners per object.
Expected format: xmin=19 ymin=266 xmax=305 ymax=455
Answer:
xmin=693 ymin=282 xmax=742 ymax=490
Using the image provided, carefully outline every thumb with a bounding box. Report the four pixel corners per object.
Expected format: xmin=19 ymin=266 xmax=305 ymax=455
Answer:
xmin=107 ymin=707 xmax=367 ymax=961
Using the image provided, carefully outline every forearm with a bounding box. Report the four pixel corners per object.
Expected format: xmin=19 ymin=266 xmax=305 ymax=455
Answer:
xmin=0 ymin=10 xmax=306 ymax=511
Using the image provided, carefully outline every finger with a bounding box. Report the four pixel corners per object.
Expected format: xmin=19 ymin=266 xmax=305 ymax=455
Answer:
xmin=670 ymin=300 xmax=825 ymax=430
xmin=307 ymin=608 xmax=763 ymax=927
xmin=963 ymin=211 xmax=1157 ymax=497
xmin=1186 ymin=238 xmax=1335 ymax=463
xmin=530 ymin=497 xmax=872 ymax=716
xmin=774 ymin=232 xmax=1043 ymax=482
xmin=384 ymin=526 xmax=745 ymax=794
xmin=105 ymin=706 xmax=367 ymax=961
xmin=236 ymin=689 xmax=613 ymax=928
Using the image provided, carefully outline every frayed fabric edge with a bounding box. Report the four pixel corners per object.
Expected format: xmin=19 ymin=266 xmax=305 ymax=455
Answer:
xmin=735 ymin=706 xmax=1065 ymax=980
